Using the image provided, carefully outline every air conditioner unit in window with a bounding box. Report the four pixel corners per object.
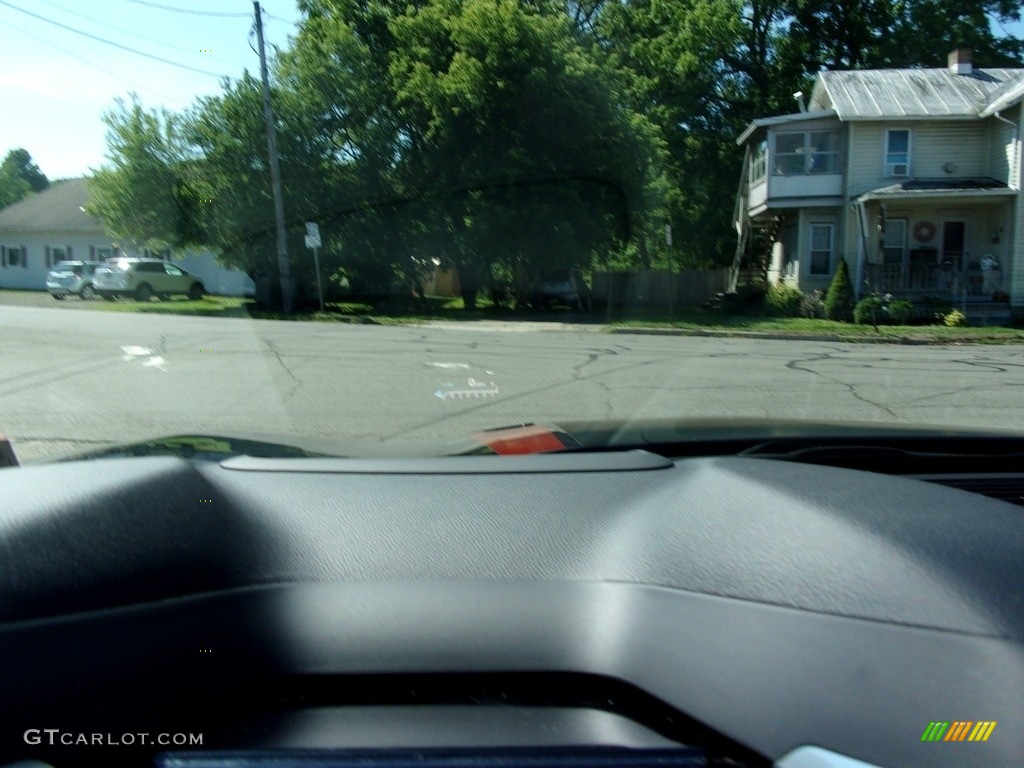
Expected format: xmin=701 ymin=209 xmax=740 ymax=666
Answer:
xmin=887 ymin=162 xmax=909 ymax=177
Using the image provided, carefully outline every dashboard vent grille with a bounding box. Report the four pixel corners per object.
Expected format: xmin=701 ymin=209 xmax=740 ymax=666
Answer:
xmin=916 ymin=474 xmax=1024 ymax=507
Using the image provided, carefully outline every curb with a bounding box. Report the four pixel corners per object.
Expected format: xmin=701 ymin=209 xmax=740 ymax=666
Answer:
xmin=606 ymin=326 xmax=1022 ymax=345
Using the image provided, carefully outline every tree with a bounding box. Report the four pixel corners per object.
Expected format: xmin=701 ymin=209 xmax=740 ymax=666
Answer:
xmin=823 ymin=257 xmax=854 ymax=322
xmin=0 ymin=148 xmax=49 ymax=209
xmin=278 ymin=0 xmax=661 ymax=306
xmin=781 ymin=0 xmax=1023 ymax=73
xmin=88 ymin=96 xmax=201 ymax=252
xmin=595 ymin=0 xmax=748 ymax=269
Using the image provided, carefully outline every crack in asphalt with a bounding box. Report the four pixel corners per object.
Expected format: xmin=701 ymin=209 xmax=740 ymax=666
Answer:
xmin=785 ymin=351 xmax=901 ymax=419
xmin=261 ymin=338 xmax=303 ymax=402
xmin=572 ymin=353 xmax=614 ymax=420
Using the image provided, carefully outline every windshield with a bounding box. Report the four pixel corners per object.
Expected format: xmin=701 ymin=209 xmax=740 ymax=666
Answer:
xmin=1 ymin=1 xmax=1024 ymax=463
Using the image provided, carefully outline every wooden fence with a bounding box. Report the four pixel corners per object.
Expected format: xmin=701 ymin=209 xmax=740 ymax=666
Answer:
xmin=420 ymin=266 xmax=731 ymax=307
xmin=591 ymin=269 xmax=730 ymax=308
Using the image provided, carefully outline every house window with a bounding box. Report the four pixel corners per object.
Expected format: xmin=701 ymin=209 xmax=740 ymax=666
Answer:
xmin=774 ymin=132 xmax=806 ymax=176
xmin=3 ymin=246 xmax=25 ymax=267
xmin=774 ymin=131 xmax=841 ymax=175
xmin=809 ymin=131 xmax=840 ymax=174
xmin=881 ymin=218 xmax=908 ymax=264
xmin=885 ymin=129 xmax=910 ymax=177
xmin=809 ymin=223 xmax=834 ymax=276
xmin=47 ymin=246 xmax=69 ymax=268
xmin=750 ymin=140 xmax=767 ymax=182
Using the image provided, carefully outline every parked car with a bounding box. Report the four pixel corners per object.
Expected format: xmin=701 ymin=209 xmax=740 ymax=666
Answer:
xmin=529 ymin=269 xmax=591 ymax=310
xmin=45 ymin=260 xmax=102 ymax=300
xmin=93 ymin=258 xmax=205 ymax=301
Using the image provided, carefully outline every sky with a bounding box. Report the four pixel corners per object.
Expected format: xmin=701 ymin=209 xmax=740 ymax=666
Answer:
xmin=0 ymin=0 xmax=301 ymax=179
xmin=0 ymin=1 xmax=1021 ymax=181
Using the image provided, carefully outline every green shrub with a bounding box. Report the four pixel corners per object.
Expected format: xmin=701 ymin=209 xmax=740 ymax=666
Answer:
xmin=853 ymin=294 xmax=916 ymax=325
xmin=824 ymin=259 xmax=854 ymax=322
xmin=887 ymin=299 xmax=914 ymax=324
xmin=853 ymin=296 xmax=884 ymax=325
xmin=943 ymin=309 xmax=968 ymax=327
xmin=799 ymin=290 xmax=826 ymax=318
xmin=764 ymin=284 xmax=804 ymax=317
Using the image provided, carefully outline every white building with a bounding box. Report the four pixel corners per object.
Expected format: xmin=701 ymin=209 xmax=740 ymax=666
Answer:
xmin=0 ymin=178 xmax=254 ymax=296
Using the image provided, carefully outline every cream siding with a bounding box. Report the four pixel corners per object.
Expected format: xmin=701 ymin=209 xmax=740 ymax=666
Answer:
xmin=915 ymin=122 xmax=989 ymax=178
xmin=846 ymin=121 xmax=989 ymax=196
xmin=989 ymin=112 xmax=1016 ymax=185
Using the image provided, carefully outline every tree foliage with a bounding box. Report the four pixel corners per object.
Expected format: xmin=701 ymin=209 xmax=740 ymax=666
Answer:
xmin=824 ymin=257 xmax=854 ymax=322
xmin=0 ymin=148 xmax=49 ymax=209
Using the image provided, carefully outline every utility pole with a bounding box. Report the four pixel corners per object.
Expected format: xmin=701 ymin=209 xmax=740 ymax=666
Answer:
xmin=254 ymin=1 xmax=292 ymax=313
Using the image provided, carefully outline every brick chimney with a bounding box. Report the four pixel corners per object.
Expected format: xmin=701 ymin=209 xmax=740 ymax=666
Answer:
xmin=948 ymin=48 xmax=973 ymax=75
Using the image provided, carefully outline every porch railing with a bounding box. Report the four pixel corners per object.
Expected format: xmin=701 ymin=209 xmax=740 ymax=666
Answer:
xmin=863 ymin=264 xmax=1001 ymax=299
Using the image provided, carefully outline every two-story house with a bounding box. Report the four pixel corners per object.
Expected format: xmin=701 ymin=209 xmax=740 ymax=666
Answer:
xmin=734 ymin=49 xmax=1024 ymax=316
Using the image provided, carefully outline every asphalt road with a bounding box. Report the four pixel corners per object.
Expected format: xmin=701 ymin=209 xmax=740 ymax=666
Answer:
xmin=3 ymin=304 xmax=1024 ymax=462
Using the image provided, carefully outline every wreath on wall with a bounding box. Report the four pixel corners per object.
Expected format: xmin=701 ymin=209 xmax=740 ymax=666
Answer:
xmin=913 ymin=221 xmax=936 ymax=243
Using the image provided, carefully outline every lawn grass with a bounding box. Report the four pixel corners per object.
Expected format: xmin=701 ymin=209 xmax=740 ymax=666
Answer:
xmin=4 ymin=288 xmax=1022 ymax=342
xmin=604 ymin=306 xmax=1024 ymax=342
xmin=89 ymin=295 xmax=252 ymax=317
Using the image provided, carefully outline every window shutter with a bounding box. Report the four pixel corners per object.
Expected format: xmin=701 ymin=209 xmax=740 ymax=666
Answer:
xmin=23 ymin=246 xmax=28 ymax=268
xmin=67 ymin=245 xmax=73 ymax=260
xmin=1 ymin=246 xmax=5 ymax=267
xmin=90 ymin=245 xmax=95 ymax=259
xmin=45 ymin=246 xmax=51 ymax=268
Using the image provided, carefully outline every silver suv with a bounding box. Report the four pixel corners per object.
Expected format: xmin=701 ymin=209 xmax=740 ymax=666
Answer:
xmin=93 ymin=258 xmax=205 ymax=302
xmin=46 ymin=260 xmax=103 ymax=300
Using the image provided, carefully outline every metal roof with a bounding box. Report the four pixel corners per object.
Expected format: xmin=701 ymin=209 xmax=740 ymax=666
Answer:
xmin=0 ymin=178 xmax=103 ymax=233
xmin=736 ymin=109 xmax=838 ymax=145
xmin=811 ymin=68 xmax=1024 ymax=119
xmin=856 ymin=177 xmax=1015 ymax=202
xmin=980 ymin=77 xmax=1024 ymax=116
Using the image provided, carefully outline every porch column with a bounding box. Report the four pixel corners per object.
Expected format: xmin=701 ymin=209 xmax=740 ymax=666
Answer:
xmin=853 ymin=200 xmax=869 ymax=300
xmin=1011 ymin=110 xmax=1024 ymax=307
xmin=768 ymin=240 xmax=784 ymax=284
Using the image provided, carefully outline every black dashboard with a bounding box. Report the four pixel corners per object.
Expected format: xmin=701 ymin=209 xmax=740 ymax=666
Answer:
xmin=1 ymin=436 xmax=1022 ymax=768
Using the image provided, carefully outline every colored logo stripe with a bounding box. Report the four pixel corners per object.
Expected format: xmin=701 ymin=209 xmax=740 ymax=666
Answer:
xmin=921 ymin=722 xmax=949 ymax=741
xmin=921 ymin=721 xmax=996 ymax=742
xmin=944 ymin=721 xmax=972 ymax=741
xmin=969 ymin=722 xmax=997 ymax=742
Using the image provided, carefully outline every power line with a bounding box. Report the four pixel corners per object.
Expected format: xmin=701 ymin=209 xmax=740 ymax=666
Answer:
xmin=0 ymin=15 xmax=188 ymax=108
xmin=0 ymin=0 xmax=229 ymax=78
xmin=265 ymin=12 xmax=298 ymax=25
xmin=31 ymin=0 xmax=238 ymax=67
xmin=124 ymin=0 xmax=249 ymax=17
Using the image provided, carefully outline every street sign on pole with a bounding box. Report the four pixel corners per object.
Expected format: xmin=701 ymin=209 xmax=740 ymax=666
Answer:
xmin=305 ymin=222 xmax=324 ymax=311
xmin=666 ymin=224 xmax=674 ymax=321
